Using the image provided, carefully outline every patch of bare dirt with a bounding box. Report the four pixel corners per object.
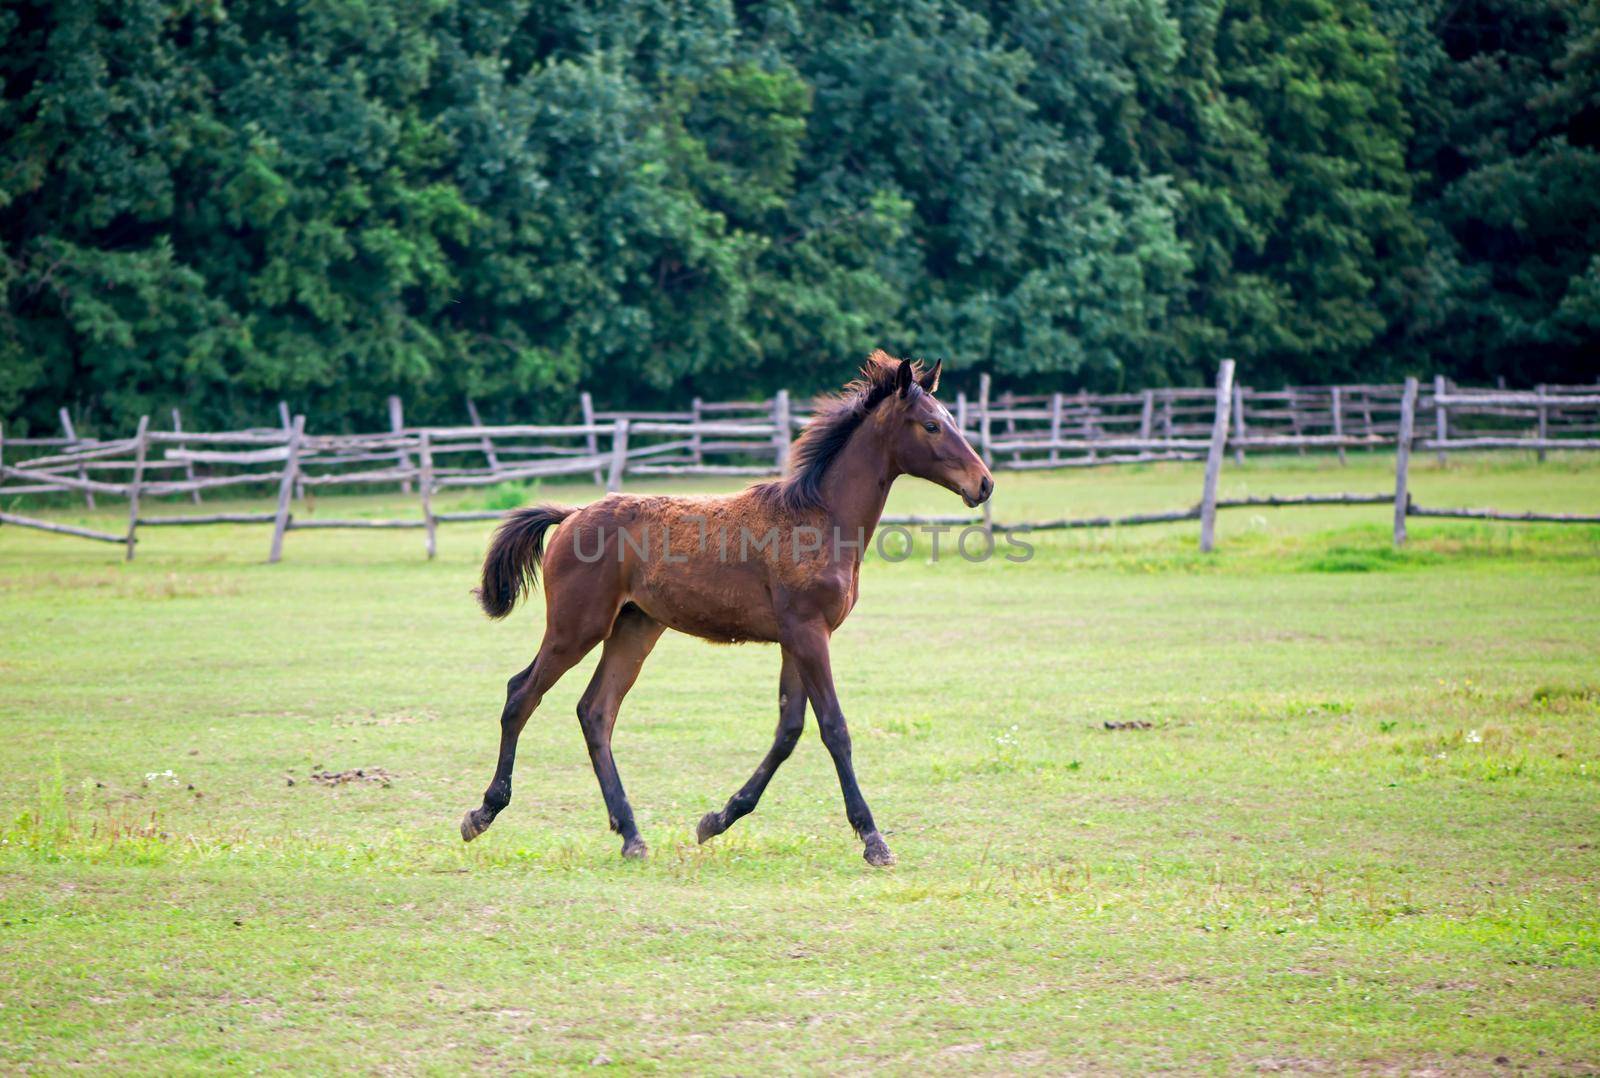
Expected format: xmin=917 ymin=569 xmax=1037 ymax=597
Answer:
xmin=296 ymin=767 xmax=396 ymax=787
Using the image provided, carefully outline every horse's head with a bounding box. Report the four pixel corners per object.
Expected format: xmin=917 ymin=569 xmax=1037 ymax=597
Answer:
xmin=877 ymin=356 xmax=994 ymax=508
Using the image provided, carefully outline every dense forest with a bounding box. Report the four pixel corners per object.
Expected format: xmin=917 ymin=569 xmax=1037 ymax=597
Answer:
xmin=2 ymin=0 xmax=1597 ymax=434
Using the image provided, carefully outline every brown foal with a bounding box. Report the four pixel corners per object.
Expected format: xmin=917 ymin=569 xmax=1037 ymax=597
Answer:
xmin=460 ymin=351 xmax=994 ymax=865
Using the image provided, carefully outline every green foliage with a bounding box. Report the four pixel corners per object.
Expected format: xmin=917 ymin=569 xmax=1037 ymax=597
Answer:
xmin=1374 ymin=0 xmax=1600 ymax=384
xmin=0 ymin=0 xmax=1595 ymax=435
xmin=1141 ymin=0 xmax=1421 ymax=383
xmin=476 ymin=479 xmax=543 ymax=512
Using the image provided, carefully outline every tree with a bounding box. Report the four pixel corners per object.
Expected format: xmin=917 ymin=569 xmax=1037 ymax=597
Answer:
xmin=1377 ymin=0 xmax=1600 ymax=384
xmin=2 ymin=0 xmax=1594 ymax=437
xmin=1141 ymin=0 xmax=1423 ymax=385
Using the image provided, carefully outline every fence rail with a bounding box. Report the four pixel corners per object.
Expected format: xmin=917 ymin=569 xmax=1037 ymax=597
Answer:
xmin=3 ymin=368 xmax=1596 ymax=561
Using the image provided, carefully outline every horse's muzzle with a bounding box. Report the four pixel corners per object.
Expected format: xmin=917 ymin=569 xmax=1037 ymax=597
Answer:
xmin=963 ymin=475 xmax=994 ymax=508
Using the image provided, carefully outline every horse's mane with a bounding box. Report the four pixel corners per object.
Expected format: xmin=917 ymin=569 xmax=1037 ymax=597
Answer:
xmin=751 ymin=350 xmax=924 ymax=513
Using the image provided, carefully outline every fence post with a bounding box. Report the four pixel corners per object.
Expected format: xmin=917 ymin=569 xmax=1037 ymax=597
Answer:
xmin=1161 ymin=393 xmax=1174 ymax=441
xmin=171 ymin=408 xmax=202 ymax=504
xmin=420 ymin=430 xmax=436 ymax=560
xmin=1079 ymin=390 xmax=1097 ymax=463
xmin=955 ymin=391 xmax=969 ymax=437
xmin=1536 ymin=384 xmax=1548 ymax=463
xmin=1393 ymin=377 xmax=1418 ymax=546
xmin=977 ymin=374 xmax=994 ymax=536
xmin=465 ymin=398 xmax=501 ymax=472
xmin=1289 ymin=387 xmax=1306 ymax=455
xmin=387 ymin=395 xmax=413 ymax=494
xmin=1048 ymin=392 xmax=1063 ymax=465
xmin=691 ymin=397 xmax=704 ymax=465
xmin=606 ymin=419 xmax=630 ymax=493
xmin=269 ymin=415 xmax=305 ymax=564
xmin=58 ymin=408 xmax=94 ymax=510
xmin=580 ymin=391 xmax=604 ymax=486
xmin=773 ymin=390 xmax=792 ymax=473
xmin=1230 ymin=385 xmax=1246 ymax=466
xmin=1330 ymin=386 xmax=1346 ymax=466
xmin=977 ymin=374 xmax=993 ymax=467
xmin=279 ymin=401 xmax=305 ymax=500
xmin=1139 ymin=389 xmax=1154 ymax=442
xmin=1433 ymin=374 xmax=1448 ymax=466
xmin=1198 ymin=360 xmax=1235 ymax=553
xmin=124 ymin=415 xmax=150 ymax=562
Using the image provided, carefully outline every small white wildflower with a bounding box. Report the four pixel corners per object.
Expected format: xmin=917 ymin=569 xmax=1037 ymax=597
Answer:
xmin=1465 ymin=730 xmax=1482 ymax=744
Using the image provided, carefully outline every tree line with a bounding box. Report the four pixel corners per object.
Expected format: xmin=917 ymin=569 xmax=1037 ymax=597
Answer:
xmin=2 ymin=0 xmax=1596 ymax=435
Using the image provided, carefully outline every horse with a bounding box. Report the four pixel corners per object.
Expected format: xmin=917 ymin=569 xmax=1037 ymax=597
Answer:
xmin=459 ymin=351 xmax=994 ymax=866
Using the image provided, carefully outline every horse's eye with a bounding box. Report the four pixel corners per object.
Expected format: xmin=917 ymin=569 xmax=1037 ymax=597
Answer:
xmin=923 ymin=421 xmax=939 ymax=434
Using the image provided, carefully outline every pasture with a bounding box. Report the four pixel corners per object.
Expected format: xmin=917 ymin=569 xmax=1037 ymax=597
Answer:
xmin=2 ymin=454 xmax=1598 ymax=1073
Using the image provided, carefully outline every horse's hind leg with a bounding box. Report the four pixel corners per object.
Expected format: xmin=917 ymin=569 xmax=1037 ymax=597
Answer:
xmin=460 ymin=609 xmax=610 ymax=843
xmin=697 ymin=652 xmax=806 ymax=844
xmin=575 ymin=605 xmax=664 ymax=859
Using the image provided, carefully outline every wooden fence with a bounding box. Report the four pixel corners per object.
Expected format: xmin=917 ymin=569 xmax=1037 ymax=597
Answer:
xmin=3 ymin=369 xmax=1596 ymax=561
xmin=1389 ymin=377 xmax=1600 ymax=541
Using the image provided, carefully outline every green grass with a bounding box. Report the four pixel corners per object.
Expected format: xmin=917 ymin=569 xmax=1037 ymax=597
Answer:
xmin=2 ymin=452 xmax=1598 ymax=1072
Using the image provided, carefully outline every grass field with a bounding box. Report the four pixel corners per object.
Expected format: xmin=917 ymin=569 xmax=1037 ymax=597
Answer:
xmin=2 ymin=453 xmax=1598 ymax=1073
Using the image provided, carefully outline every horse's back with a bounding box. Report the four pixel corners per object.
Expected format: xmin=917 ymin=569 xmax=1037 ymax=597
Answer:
xmin=542 ymin=491 xmax=801 ymax=644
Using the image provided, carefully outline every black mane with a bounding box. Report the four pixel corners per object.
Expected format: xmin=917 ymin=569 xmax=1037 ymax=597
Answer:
xmin=752 ymin=351 xmax=924 ymax=513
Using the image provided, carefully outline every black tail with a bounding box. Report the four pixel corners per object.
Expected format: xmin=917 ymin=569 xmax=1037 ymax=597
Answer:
xmin=477 ymin=504 xmax=577 ymax=619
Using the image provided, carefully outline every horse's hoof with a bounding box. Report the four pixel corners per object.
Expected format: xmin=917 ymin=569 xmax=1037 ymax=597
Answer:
xmin=460 ymin=810 xmax=490 ymax=843
xmin=695 ymin=811 xmax=723 ymax=844
xmin=862 ymin=831 xmax=895 ymax=867
xmin=621 ymin=837 xmax=649 ymax=860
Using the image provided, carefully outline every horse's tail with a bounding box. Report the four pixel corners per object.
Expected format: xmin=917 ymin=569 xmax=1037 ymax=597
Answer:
xmin=476 ymin=504 xmax=577 ymax=619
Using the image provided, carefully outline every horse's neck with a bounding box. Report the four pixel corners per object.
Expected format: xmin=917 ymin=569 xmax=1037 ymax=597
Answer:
xmin=817 ymin=422 xmax=897 ymax=548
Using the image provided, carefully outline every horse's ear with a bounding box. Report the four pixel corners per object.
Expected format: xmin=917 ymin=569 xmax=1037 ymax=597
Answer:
xmin=895 ymin=358 xmax=915 ymax=397
xmin=918 ymin=358 xmax=942 ymax=394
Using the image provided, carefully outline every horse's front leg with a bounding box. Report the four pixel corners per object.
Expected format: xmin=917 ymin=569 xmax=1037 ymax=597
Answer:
xmin=781 ymin=620 xmax=894 ymax=867
xmin=697 ymin=652 xmax=807 ymax=844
